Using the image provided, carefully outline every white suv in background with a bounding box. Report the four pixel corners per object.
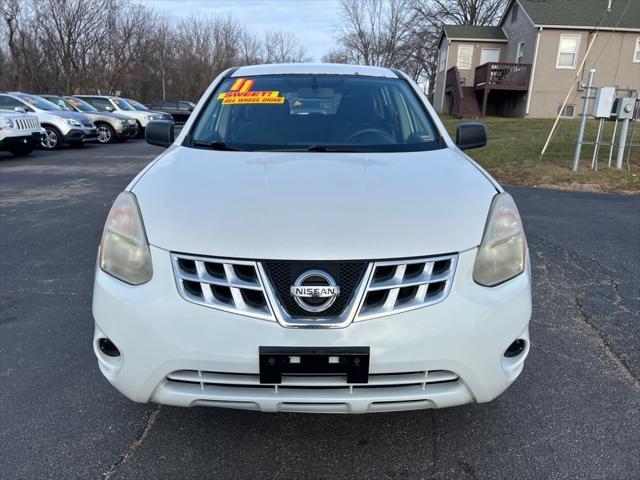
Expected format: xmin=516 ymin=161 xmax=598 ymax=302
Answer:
xmin=76 ymin=95 xmax=164 ymax=136
xmin=93 ymin=64 xmax=531 ymax=414
xmin=0 ymin=110 xmax=44 ymax=156
xmin=0 ymin=93 xmax=97 ymax=149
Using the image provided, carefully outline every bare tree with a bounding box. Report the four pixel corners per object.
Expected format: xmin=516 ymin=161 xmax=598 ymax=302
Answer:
xmin=0 ymin=0 xmax=309 ymax=102
xmin=334 ymin=0 xmax=417 ymax=67
xmin=413 ymin=0 xmax=507 ymax=26
xmin=260 ymin=30 xmax=310 ymax=63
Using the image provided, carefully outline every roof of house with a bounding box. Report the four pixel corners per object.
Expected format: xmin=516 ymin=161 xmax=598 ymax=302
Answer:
xmin=512 ymin=0 xmax=640 ymax=31
xmin=441 ymin=25 xmax=508 ymax=41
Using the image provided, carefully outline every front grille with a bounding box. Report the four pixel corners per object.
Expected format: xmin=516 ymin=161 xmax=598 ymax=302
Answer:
xmin=15 ymin=117 xmax=38 ymax=131
xmin=262 ymin=261 xmax=367 ymax=318
xmin=166 ymin=369 xmax=459 ymax=390
xmin=171 ymin=252 xmax=457 ymax=327
xmin=357 ymin=254 xmax=457 ymax=321
xmin=171 ymin=253 xmax=274 ymax=321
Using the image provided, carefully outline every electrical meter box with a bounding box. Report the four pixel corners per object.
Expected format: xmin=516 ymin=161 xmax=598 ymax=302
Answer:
xmin=593 ymin=87 xmax=616 ymax=118
xmin=612 ymin=97 xmax=636 ymax=120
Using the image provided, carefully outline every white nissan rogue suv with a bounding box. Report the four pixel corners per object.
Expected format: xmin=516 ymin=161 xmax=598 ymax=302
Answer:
xmin=93 ymin=64 xmax=531 ymax=413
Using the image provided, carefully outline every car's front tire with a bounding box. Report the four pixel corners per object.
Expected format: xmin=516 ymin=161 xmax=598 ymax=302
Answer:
xmin=41 ymin=126 xmax=61 ymax=150
xmin=96 ymin=123 xmax=115 ymax=144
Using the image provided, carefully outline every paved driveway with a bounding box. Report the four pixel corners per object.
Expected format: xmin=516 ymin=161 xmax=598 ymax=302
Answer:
xmin=1 ymin=142 xmax=638 ymax=479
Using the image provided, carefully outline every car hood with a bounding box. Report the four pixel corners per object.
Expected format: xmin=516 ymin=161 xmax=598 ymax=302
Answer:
xmin=132 ymin=147 xmax=498 ymax=260
xmin=39 ymin=110 xmax=90 ymax=123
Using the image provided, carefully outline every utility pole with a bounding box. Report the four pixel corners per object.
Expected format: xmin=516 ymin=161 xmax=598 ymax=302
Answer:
xmin=572 ymin=69 xmax=595 ymax=172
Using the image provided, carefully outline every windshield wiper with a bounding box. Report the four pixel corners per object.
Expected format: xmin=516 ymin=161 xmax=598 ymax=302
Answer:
xmin=260 ymin=145 xmax=372 ymax=152
xmin=191 ymin=140 xmax=240 ymax=151
xmin=306 ymin=145 xmax=372 ymax=152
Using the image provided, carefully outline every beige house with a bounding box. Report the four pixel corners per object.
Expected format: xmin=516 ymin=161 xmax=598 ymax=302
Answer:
xmin=433 ymin=0 xmax=640 ymax=118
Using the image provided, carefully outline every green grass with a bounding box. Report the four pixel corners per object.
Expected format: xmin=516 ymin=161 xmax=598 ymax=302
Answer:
xmin=441 ymin=116 xmax=640 ymax=193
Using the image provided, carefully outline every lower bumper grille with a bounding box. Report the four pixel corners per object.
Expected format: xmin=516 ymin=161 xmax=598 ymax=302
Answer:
xmin=160 ymin=369 xmax=468 ymax=412
xmin=167 ymin=369 xmax=458 ymax=390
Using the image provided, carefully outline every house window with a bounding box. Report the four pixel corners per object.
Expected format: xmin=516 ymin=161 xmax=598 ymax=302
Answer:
xmin=512 ymin=3 xmax=519 ymax=23
xmin=556 ymin=34 xmax=581 ymax=69
xmin=557 ymin=104 xmax=575 ymax=117
xmin=634 ymin=37 xmax=640 ymax=63
xmin=480 ymin=48 xmax=500 ymax=65
xmin=516 ymin=42 xmax=525 ymax=63
xmin=457 ymin=45 xmax=474 ymax=70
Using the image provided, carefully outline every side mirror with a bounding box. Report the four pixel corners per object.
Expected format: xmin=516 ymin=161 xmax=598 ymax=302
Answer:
xmin=105 ymin=105 xmax=114 ymax=112
xmin=456 ymin=122 xmax=487 ymax=150
xmin=14 ymin=107 xmax=27 ymax=113
xmin=145 ymin=120 xmax=174 ymax=148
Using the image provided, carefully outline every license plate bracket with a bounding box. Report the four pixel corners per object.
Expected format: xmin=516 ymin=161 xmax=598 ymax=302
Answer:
xmin=259 ymin=346 xmax=370 ymax=384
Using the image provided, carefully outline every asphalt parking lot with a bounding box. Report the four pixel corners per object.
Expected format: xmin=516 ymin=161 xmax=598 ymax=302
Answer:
xmin=1 ymin=141 xmax=639 ymax=479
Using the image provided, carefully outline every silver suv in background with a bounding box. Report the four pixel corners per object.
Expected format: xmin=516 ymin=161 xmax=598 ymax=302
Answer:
xmin=40 ymin=95 xmax=132 ymax=144
xmin=0 ymin=110 xmax=44 ymax=156
xmin=0 ymin=93 xmax=97 ymax=149
xmin=76 ymin=95 xmax=164 ymax=137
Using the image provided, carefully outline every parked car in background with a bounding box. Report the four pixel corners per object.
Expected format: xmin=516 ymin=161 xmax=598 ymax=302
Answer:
xmin=76 ymin=95 xmax=164 ymax=137
xmin=149 ymin=100 xmax=195 ymax=123
xmin=123 ymin=98 xmax=173 ymax=122
xmin=0 ymin=110 xmax=44 ymax=156
xmin=40 ymin=94 xmax=133 ymax=144
xmin=0 ymin=93 xmax=97 ymax=149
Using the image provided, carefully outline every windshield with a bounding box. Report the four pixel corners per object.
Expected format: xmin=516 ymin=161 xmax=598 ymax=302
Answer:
xmin=16 ymin=94 xmax=61 ymax=111
xmin=113 ymin=98 xmax=134 ymax=111
xmin=190 ymin=75 xmax=442 ymax=152
xmin=65 ymin=97 xmax=97 ymax=112
xmin=126 ymin=99 xmax=148 ymax=110
xmin=45 ymin=96 xmax=78 ymax=112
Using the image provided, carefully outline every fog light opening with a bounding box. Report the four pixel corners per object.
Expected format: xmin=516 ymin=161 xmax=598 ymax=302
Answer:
xmin=98 ymin=338 xmax=121 ymax=357
xmin=504 ymin=339 xmax=526 ymax=358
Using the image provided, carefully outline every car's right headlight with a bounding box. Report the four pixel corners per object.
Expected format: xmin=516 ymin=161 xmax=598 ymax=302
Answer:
xmin=99 ymin=192 xmax=153 ymax=285
xmin=473 ymin=192 xmax=526 ymax=287
xmin=66 ymin=118 xmax=81 ymax=126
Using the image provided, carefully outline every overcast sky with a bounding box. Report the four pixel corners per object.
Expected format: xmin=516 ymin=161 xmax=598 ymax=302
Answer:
xmin=136 ymin=0 xmax=341 ymax=61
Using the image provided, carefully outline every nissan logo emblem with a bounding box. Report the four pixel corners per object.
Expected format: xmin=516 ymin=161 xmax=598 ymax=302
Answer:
xmin=290 ymin=270 xmax=340 ymax=313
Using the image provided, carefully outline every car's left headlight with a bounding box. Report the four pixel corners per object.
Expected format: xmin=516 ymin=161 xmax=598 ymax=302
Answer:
xmin=99 ymin=192 xmax=153 ymax=285
xmin=0 ymin=118 xmax=14 ymax=129
xmin=473 ymin=192 xmax=526 ymax=287
xmin=67 ymin=118 xmax=81 ymax=126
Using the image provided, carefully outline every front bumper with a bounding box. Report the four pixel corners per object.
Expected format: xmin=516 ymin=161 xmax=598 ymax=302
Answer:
xmin=127 ymin=125 xmax=139 ymax=138
xmin=92 ymin=246 xmax=532 ymax=413
xmin=0 ymin=132 xmax=41 ymax=150
xmin=62 ymin=127 xmax=97 ymax=145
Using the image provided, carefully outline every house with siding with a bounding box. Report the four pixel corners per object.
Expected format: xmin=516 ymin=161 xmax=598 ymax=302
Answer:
xmin=433 ymin=0 xmax=640 ymax=118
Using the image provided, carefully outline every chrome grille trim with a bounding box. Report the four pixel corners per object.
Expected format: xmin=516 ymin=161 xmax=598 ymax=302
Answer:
xmin=171 ymin=253 xmax=457 ymax=325
xmin=356 ymin=254 xmax=458 ymax=321
xmin=171 ymin=253 xmax=275 ymax=321
xmin=14 ymin=117 xmax=38 ymax=131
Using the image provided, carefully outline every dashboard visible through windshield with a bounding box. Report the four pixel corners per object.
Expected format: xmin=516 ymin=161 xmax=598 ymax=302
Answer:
xmin=189 ymin=75 xmax=443 ymax=152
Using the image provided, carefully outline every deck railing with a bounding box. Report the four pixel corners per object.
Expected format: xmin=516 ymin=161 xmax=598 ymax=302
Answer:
xmin=474 ymin=62 xmax=531 ymax=90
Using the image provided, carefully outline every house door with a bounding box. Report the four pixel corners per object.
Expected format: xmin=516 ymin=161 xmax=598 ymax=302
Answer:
xmin=480 ymin=48 xmax=500 ymax=65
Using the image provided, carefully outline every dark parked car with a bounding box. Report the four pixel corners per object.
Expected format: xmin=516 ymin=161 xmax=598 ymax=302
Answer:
xmin=149 ymin=100 xmax=195 ymax=123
